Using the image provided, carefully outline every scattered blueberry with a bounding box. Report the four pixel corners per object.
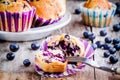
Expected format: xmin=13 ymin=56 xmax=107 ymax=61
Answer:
xmin=6 ymin=52 xmax=15 ymax=60
xmin=23 ymin=59 xmax=31 ymax=67
xmin=88 ymin=34 xmax=96 ymax=41
xmin=95 ymin=41 xmax=103 ymax=48
xmin=105 ymin=37 xmax=112 ymax=43
xmin=91 ymin=43 xmax=98 ymax=50
xmin=109 ymin=47 xmax=116 ymax=54
xmin=109 ymin=56 xmax=118 ymax=64
xmin=74 ymin=8 xmax=81 ymax=14
xmin=115 ymin=2 xmax=120 ymax=7
xmin=31 ymin=42 xmax=40 ymax=50
xmin=83 ymin=30 xmax=92 ymax=38
xmin=100 ymin=30 xmax=107 ymax=36
xmin=103 ymin=51 xmax=110 ymax=58
xmin=114 ymin=44 xmax=120 ymax=51
xmin=9 ymin=43 xmax=19 ymax=52
xmin=113 ymin=38 xmax=120 ymax=44
xmin=103 ymin=43 xmax=112 ymax=50
xmin=113 ymin=24 xmax=120 ymax=32
xmin=116 ymin=7 xmax=120 ymax=14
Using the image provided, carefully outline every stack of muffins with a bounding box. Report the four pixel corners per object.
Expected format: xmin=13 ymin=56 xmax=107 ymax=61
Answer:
xmin=0 ymin=0 xmax=66 ymax=32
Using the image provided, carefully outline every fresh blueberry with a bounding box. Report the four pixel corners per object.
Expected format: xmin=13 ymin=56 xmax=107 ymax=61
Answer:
xmin=113 ymin=38 xmax=120 ymax=44
xmin=103 ymin=43 xmax=112 ymax=50
xmin=113 ymin=24 xmax=120 ymax=32
xmin=105 ymin=37 xmax=112 ymax=43
xmin=31 ymin=42 xmax=40 ymax=50
xmin=83 ymin=30 xmax=92 ymax=38
xmin=9 ymin=43 xmax=19 ymax=52
xmin=100 ymin=30 xmax=107 ymax=36
xmin=115 ymin=2 xmax=120 ymax=7
xmin=109 ymin=56 xmax=118 ymax=64
xmin=116 ymin=7 xmax=120 ymax=14
xmin=114 ymin=44 xmax=120 ymax=51
xmin=74 ymin=8 xmax=81 ymax=14
xmin=88 ymin=34 xmax=96 ymax=41
xmin=6 ymin=52 xmax=15 ymax=60
xmin=65 ymin=34 xmax=70 ymax=40
xmin=91 ymin=43 xmax=98 ymax=50
xmin=23 ymin=59 xmax=31 ymax=67
xmin=109 ymin=47 xmax=116 ymax=54
xmin=95 ymin=41 xmax=103 ymax=48
xmin=103 ymin=51 xmax=110 ymax=58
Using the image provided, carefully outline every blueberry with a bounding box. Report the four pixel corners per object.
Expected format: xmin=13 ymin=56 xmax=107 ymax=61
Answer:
xmin=114 ymin=44 xmax=120 ymax=51
xmin=95 ymin=41 xmax=103 ymax=48
xmin=31 ymin=42 xmax=40 ymax=50
xmin=103 ymin=43 xmax=112 ymax=50
xmin=74 ymin=8 xmax=81 ymax=14
xmin=6 ymin=52 xmax=15 ymax=60
xmin=83 ymin=30 xmax=92 ymax=38
xmin=113 ymin=24 xmax=120 ymax=32
xmin=88 ymin=34 xmax=96 ymax=41
xmin=105 ymin=37 xmax=112 ymax=43
xmin=103 ymin=51 xmax=110 ymax=58
xmin=9 ymin=43 xmax=19 ymax=52
xmin=116 ymin=7 xmax=120 ymax=14
xmin=109 ymin=56 xmax=118 ymax=64
xmin=109 ymin=47 xmax=116 ymax=54
xmin=113 ymin=38 xmax=120 ymax=44
xmin=100 ymin=30 xmax=107 ymax=36
xmin=115 ymin=2 xmax=120 ymax=7
xmin=23 ymin=59 xmax=31 ymax=67
xmin=64 ymin=34 xmax=70 ymax=40
xmin=91 ymin=43 xmax=98 ymax=50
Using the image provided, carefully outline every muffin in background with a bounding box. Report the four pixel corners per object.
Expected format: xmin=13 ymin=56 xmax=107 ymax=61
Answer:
xmin=80 ymin=0 xmax=116 ymax=28
xmin=29 ymin=0 xmax=66 ymax=27
xmin=0 ymin=0 xmax=35 ymax=32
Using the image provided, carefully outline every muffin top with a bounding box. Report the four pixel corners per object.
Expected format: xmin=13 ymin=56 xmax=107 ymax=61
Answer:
xmin=29 ymin=0 xmax=66 ymax=19
xmin=84 ymin=0 xmax=111 ymax=10
xmin=0 ymin=0 xmax=32 ymax=12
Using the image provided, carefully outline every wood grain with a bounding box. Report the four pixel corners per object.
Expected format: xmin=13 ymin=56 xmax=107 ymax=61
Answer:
xmin=0 ymin=0 xmax=120 ymax=80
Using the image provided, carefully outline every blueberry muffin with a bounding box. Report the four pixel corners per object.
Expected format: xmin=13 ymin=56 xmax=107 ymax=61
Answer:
xmin=80 ymin=0 xmax=116 ymax=27
xmin=29 ymin=0 xmax=66 ymax=26
xmin=0 ymin=0 xmax=35 ymax=32
xmin=35 ymin=34 xmax=85 ymax=73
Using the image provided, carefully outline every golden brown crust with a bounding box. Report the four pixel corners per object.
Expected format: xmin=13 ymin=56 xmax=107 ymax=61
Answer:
xmin=35 ymin=53 xmax=67 ymax=73
xmin=0 ymin=0 xmax=32 ymax=12
xmin=29 ymin=0 xmax=66 ymax=19
xmin=84 ymin=0 xmax=111 ymax=10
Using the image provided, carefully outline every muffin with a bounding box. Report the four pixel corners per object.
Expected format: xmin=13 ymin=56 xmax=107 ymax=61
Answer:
xmin=35 ymin=34 xmax=85 ymax=73
xmin=80 ymin=0 xmax=116 ymax=27
xmin=0 ymin=0 xmax=35 ymax=32
xmin=28 ymin=0 xmax=66 ymax=27
xmin=35 ymin=49 xmax=68 ymax=73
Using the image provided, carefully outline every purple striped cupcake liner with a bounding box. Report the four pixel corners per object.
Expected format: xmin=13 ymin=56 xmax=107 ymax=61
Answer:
xmin=35 ymin=36 xmax=94 ymax=78
xmin=80 ymin=2 xmax=116 ymax=28
xmin=32 ymin=15 xmax=62 ymax=27
xmin=0 ymin=7 xmax=36 ymax=32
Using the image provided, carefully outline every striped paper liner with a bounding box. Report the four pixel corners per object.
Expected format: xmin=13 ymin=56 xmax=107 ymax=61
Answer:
xmin=32 ymin=15 xmax=62 ymax=27
xmin=35 ymin=36 xmax=94 ymax=78
xmin=80 ymin=2 xmax=116 ymax=28
xmin=0 ymin=7 xmax=36 ymax=32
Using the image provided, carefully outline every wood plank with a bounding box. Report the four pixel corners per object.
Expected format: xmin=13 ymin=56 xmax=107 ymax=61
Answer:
xmin=93 ymin=14 xmax=120 ymax=80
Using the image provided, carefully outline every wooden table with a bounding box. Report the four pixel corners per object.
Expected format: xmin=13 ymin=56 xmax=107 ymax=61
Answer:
xmin=0 ymin=0 xmax=120 ymax=80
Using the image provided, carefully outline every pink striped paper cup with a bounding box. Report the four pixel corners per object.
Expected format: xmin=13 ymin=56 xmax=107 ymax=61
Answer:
xmin=0 ymin=7 xmax=35 ymax=32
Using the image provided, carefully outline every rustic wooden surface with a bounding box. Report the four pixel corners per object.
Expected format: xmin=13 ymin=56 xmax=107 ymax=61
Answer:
xmin=0 ymin=0 xmax=120 ymax=80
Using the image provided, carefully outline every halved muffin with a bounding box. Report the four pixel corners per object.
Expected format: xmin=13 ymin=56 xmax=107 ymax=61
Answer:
xmin=35 ymin=34 xmax=85 ymax=73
